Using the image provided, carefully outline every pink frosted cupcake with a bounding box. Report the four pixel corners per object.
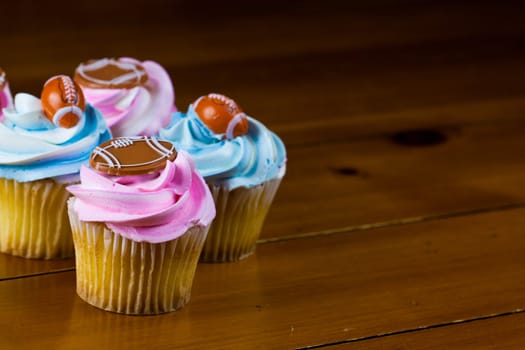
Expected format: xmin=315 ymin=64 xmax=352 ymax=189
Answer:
xmin=0 ymin=67 xmax=13 ymax=116
xmin=67 ymin=136 xmax=215 ymax=314
xmin=74 ymin=57 xmax=175 ymax=137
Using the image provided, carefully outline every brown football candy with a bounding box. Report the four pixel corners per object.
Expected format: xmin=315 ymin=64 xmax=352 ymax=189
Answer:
xmin=194 ymin=93 xmax=249 ymax=138
xmin=74 ymin=58 xmax=148 ymax=90
xmin=41 ymin=75 xmax=85 ymax=128
xmin=90 ymin=136 xmax=177 ymax=176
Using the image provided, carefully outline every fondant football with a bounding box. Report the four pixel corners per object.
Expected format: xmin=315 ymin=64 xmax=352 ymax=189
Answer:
xmin=41 ymin=75 xmax=85 ymax=128
xmin=90 ymin=136 xmax=177 ymax=176
xmin=194 ymin=93 xmax=249 ymax=138
xmin=74 ymin=58 xmax=148 ymax=89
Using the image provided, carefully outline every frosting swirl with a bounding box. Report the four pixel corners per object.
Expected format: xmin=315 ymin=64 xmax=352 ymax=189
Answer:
xmin=158 ymin=105 xmax=286 ymax=189
xmin=67 ymin=151 xmax=216 ymax=243
xmin=0 ymin=93 xmax=111 ymax=182
xmin=75 ymin=57 xmax=175 ymax=137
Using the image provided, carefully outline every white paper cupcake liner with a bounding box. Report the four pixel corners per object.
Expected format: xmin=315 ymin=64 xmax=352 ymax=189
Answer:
xmin=68 ymin=199 xmax=209 ymax=315
xmin=200 ymin=176 xmax=282 ymax=262
xmin=0 ymin=178 xmax=73 ymax=259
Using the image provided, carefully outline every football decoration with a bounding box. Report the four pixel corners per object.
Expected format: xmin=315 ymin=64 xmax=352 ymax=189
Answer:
xmin=90 ymin=136 xmax=177 ymax=176
xmin=74 ymin=58 xmax=148 ymax=89
xmin=41 ymin=75 xmax=85 ymax=128
xmin=194 ymin=93 xmax=249 ymax=138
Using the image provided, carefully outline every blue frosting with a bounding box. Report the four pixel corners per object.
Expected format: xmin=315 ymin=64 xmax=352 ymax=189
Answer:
xmin=158 ymin=106 xmax=286 ymax=189
xmin=0 ymin=104 xmax=111 ymax=182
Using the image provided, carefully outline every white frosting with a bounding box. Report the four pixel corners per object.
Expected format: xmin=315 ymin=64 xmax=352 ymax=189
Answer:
xmin=0 ymin=92 xmax=111 ymax=182
xmin=3 ymin=94 xmax=86 ymax=146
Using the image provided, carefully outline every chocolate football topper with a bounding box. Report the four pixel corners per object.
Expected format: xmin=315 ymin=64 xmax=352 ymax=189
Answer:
xmin=41 ymin=75 xmax=86 ymax=128
xmin=74 ymin=58 xmax=148 ymax=89
xmin=194 ymin=93 xmax=249 ymax=139
xmin=0 ymin=66 xmax=6 ymax=91
xmin=90 ymin=136 xmax=177 ymax=176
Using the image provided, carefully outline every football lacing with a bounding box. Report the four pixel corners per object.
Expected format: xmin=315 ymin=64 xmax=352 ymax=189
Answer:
xmin=145 ymin=137 xmax=175 ymax=157
xmin=111 ymin=137 xmax=135 ymax=148
xmin=208 ymin=93 xmax=239 ymax=114
xmin=60 ymin=76 xmax=78 ymax=104
xmin=93 ymin=147 xmax=121 ymax=168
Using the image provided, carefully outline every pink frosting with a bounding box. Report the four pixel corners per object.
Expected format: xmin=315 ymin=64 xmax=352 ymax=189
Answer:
xmin=80 ymin=58 xmax=175 ymax=137
xmin=67 ymin=151 xmax=215 ymax=243
xmin=0 ymin=83 xmax=13 ymax=119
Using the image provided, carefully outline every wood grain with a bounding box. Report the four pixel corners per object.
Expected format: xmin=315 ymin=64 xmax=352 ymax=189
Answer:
xmin=0 ymin=253 xmax=73 ymax=281
xmin=2 ymin=208 xmax=525 ymax=349
xmin=3 ymin=32 xmax=525 ymax=145
xmin=330 ymin=313 xmax=525 ymax=349
xmin=1 ymin=1 xmax=525 ymax=145
xmin=264 ymin=118 xmax=525 ymax=238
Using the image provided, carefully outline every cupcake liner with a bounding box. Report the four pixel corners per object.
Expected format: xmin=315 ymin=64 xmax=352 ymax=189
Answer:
xmin=0 ymin=178 xmax=73 ymax=259
xmin=201 ymin=176 xmax=282 ymax=262
xmin=68 ymin=199 xmax=209 ymax=315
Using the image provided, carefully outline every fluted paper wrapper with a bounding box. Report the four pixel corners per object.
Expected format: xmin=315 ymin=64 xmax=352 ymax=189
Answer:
xmin=68 ymin=199 xmax=209 ymax=315
xmin=0 ymin=178 xmax=73 ymax=259
xmin=201 ymin=176 xmax=282 ymax=262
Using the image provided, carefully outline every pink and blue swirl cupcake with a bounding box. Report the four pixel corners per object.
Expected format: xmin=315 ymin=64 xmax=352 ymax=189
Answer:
xmin=74 ymin=57 xmax=175 ymax=137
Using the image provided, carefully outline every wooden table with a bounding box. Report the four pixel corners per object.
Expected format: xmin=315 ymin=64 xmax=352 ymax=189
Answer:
xmin=2 ymin=1 xmax=525 ymax=348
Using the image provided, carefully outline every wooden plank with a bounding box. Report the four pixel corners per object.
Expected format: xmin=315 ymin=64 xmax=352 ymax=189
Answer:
xmin=275 ymin=96 xmax=525 ymax=148
xmin=0 ymin=254 xmax=73 ymax=281
xmin=2 ymin=208 xmax=525 ymax=349
xmin=2 ymin=1 xmax=524 ymax=72
xmin=263 ymin=117 xmax=525 ymax=238
xmin=328 ymin=313 xmax=525 ymax=349
xmin=173 ymin=43 xmax=525 ymax=144
xmin=2 ymin=37 xmax=525 ymax=146
xmin=1 ymin=2 xmax=525 ymax=140
xmin=2 ymin=1 xmax=525 ymax=146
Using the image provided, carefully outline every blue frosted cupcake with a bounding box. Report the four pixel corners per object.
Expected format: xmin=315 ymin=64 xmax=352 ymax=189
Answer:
xmin=159 ymin=93 xmax=286 ymax=261
xmin=0 ymin=75 xmax=111 ymax=258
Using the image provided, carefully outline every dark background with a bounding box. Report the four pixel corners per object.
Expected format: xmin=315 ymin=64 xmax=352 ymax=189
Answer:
xmin=2 ymin=0 xmax=524 ymax=115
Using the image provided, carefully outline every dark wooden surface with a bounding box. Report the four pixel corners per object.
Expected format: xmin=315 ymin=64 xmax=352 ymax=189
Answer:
xmin=1 ymin=0 xmax=525 ymax=348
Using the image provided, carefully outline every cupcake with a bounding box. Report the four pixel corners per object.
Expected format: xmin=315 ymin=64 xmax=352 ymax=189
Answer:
xmin=0 ymin=66 xmax=13 ymax=116
xmin=159 ymin=93 xmax=286 ymax=262
xmin=0 ymin=75 xmax=111 ymax=259
xmin=74 ymin=57 xmax=175 ymax=137
xmin=67 ymin=136 xmax=215 ymax=314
